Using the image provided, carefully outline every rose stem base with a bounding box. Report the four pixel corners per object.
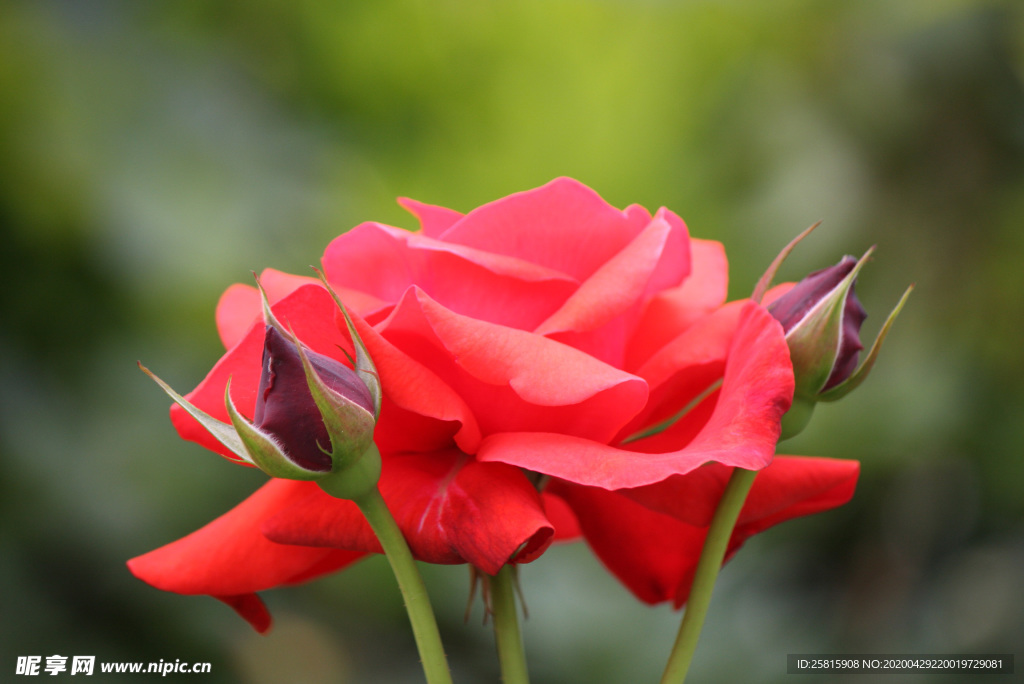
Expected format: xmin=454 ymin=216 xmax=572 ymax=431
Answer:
xmin=491 ymin=564 xmax=530 ymax=684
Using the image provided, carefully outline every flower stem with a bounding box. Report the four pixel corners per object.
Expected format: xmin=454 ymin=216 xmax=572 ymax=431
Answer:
xmin=659 ymin=467 xmax=758 ymax=684
xmin=354 ymin=486 xmax=454 ymax=684
xmin=490 ymin=564 xmax=529 ymax=684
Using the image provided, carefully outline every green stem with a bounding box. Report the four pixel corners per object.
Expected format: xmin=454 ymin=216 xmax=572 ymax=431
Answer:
xmin=354 ymin=486 xmax=454 ymax=684
xmin=659 ymin=468 xmax=758 ymax=684
xmin=490 ymin=564 xmax=529 ymax=684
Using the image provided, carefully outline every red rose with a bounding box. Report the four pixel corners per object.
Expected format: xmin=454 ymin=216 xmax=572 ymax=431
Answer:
xmin=129 ymin=178 xmax=858 ymax=630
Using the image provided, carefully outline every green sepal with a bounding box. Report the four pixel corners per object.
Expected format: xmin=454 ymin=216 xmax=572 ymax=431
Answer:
xmin=317 ymin=442 xmax=382 ymax=501
xmin=787 ymin=247 xmax=873 ymax=397
xmin=621 ymin=378 xmax=723 ymax=444
xmin=818 ymin=283 xmax=914 ymax=402
xmin=751 ymin=221 xmax=821 ymax=304
xmin=314 ymin=268 xmax=383 ymax=420
xmin=252 ymin=272 xmax=288 ymax=335
xmin=223 ymin=378 xmax=325 ymax=480
xmin=138 ymin=362 xmax=253 ymax=465
xmin=779 ymin=396 xmax=816 ymax=441
xmin=293 ymin=336 xmax=381 ymax=498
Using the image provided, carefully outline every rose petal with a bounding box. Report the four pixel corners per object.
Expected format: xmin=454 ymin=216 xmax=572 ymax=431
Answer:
xmin=215 ymin=595 xmax=272 ymax=633
xmin=127 ymin=479 xmax=364 ymax=632
xmin=615 ymin=301 xmax=745 ymax=452
xmin=549 ymin=456 xmax=859 ymax=606
xmin=438 ymin=177 xmax=652 ymax=281
xmin=397 ymin=196 xmax=464 ymax=237
xmin=734 ymin=456 xmax=860 ymax=533
xmin=215 ymin=269 xmax=322 ymax=350
xmin=263 ymin=451 xmax=554 ymax=575
xmin=626 ymin=238 xmax=729 ymax=371
xmin=323 ymin=222 xmax=578 ymax=330
xmin=477 ymin=303 xmax=793 ymax=488
xmin=377 ymin=288 xmax=648 ymax=443
xmin=216 ymin=284 xmax=261 ymax=352
xmin=762 ymin=282 xmax=796 ymax=306
xmin=541 ymin=491 xmax=582 ymax=543
xmin=346 ymin=308 xmax=482 ymax=454
xmin=536 ymin=208 xmax=691 ymax=366
xmin=619 ymin=456 xmax=861 ymax=528
xmin=549 ymin=482 xmax=705 ymax=605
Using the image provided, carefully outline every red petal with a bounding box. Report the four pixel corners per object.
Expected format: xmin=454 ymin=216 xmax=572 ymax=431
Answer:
xmin=541 ymin=491 xmax=582 ymax=543
xmin=346 ymin=308 xmax=482 ymax=454
xmin=550 ymin=456 xmax=859 ymax=606
xmin=322 ymin=222 xmax=577 ymax=331
xmin=619 ymin=457 xmax=860 ymax=528
xmin=735 ymin=456 xmax=860 ymax=532
xmin=263 ymin=452 xmax=554 ymax=575
xmin=477 ymin=303 xmax=793 ymax=488
xmin=127 ymin=479 xmax=364 ymax=630
xmin=397 ymin=196 xmax=464 ymax=237
xmin=215 ymin=269 xmax=322 ymax=350
xmin=626 ymin=238 xmax=729 ymax=371
xmin=762 ymin=282 xmax=796 ymax=306
xmin=439 ymin=177 xmax=652 ymax=281
xmin=550 ymin=482 xmax=705 ymax=605
xmin=536 ymin=208 xmax=690 ymax=367
xmin=378 ymin=288 xmax=648 ymax=443
xmin=216 ymin=284 xmax=261 ymax=351
xmin=215 ymin=594 xmax=272 ymax=633
xmin=615 ymin=301 xmax=744 ymax=452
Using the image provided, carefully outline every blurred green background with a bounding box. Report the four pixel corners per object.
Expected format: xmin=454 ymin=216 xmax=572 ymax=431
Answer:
xmin=2 ymin=0 xmax=1022 ymax=682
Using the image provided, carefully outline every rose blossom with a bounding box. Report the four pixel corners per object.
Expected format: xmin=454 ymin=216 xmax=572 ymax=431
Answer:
xmin=129 ymin=178 xmax=859 ymax=630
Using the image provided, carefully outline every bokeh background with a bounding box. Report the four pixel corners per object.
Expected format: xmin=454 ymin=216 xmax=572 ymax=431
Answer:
xmin=2 ymin=0 xmax=1023 ymax=682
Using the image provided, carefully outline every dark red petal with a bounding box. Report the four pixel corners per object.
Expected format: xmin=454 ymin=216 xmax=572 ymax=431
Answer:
xmin=824 ymin=286 xmax=867 ymax=390
xmin=322 ymin=221 xmax=577 ymax=330
xmin=171 ymin=284 xmax=353 ymax=462
xmin=254 ymin=326 xmax=373 ymax=472
xmin=397 ymin=196 xmax=465 ymax=237
xmin=768 ymin=257 xmax=857 ymax=334
xmin=438 ymin=177 xmax=652 ymax=281
xmin=767 ymin=255 xmax=868 ymax=391
xmin=477 ymin=303 xmax=793 ymax=488
xmin=761 ymin=282 xmax=796 ymax=307
xmin=127 ymin=480 xmax=365 ymax=630
xmin=377 ymin=288 xmax=648 ymax=444
xmin=263 ymin=451 xmax=554 ymax=575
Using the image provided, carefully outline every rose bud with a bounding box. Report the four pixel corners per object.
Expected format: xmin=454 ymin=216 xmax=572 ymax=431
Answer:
xmin=759 ymin=245 xmax=912 ymax=439
xmin=768 ymin=254 xmax=866 ymax=397
xmin=225 ymin=325 xmax=378 ymax=488
xmin=140 ymin=275 xmax=383 ymax=499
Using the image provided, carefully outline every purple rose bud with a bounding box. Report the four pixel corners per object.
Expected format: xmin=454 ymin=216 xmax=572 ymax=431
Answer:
xmin=769 ymin=255 xmax=867 ymax=393
xmin=142 ymin=280 xmax=383 ymax=494
xmin=758 ymin=242 xmax=912 ymax=440
xmin=254 ymin=326 xmax=375 ymax=473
